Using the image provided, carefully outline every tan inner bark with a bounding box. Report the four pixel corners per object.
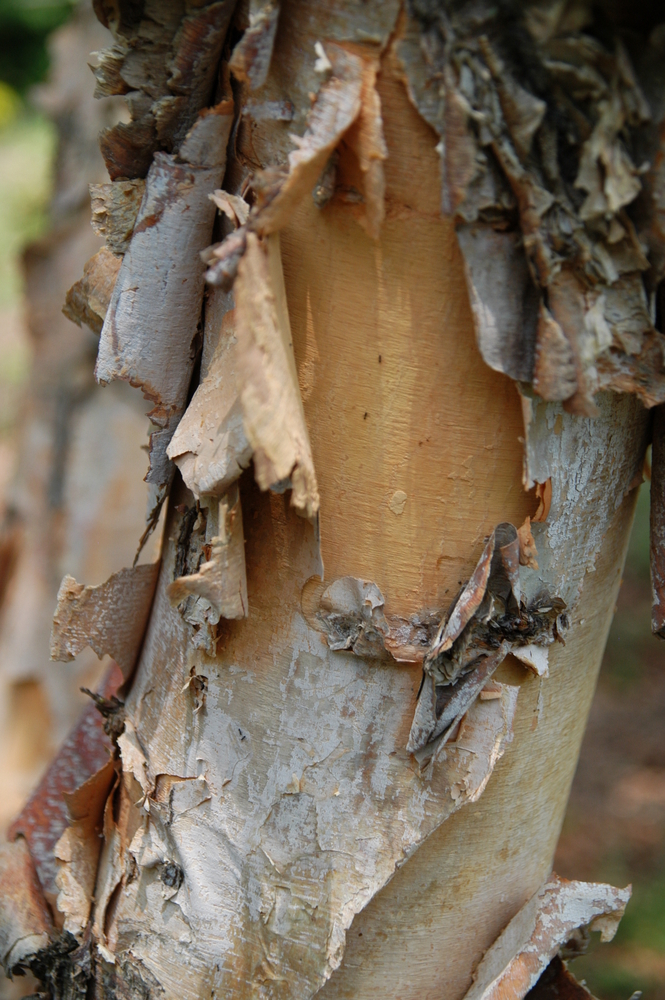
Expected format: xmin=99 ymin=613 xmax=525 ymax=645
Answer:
xmin=282 ymin=53 xmax=531 ymax=613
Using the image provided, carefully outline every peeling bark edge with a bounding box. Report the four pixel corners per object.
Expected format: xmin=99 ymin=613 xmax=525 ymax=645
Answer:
xmin=463 ymin=873 xmax=631 ymax=1000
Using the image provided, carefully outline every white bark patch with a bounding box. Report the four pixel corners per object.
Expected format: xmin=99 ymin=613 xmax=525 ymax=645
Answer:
xmin=463 ymin=873 xmax=631 ymax=1000
xmin=167 ymin=307 xmax=252 ymax=498
xmin=50 ymin=562 xmax=160 ymax=680
xmin=110 ymin=629 xmax=518 ymax=999
xmin=235 ymin=233 xmax=320 ymax=518
xmin=88 ymin=522 xmax=521 ymax=1000
xmin=54 ymin=759 xmax=116 ymax=936
xmin=168 ymin=486 xmax=248 ymax=621
xmin=520 ymin=390 xmax=649 ymax=606
xmin=96 ymin=108 xmax=233 ymax=503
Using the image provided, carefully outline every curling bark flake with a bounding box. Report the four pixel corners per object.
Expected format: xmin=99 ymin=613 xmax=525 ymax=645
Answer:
xmin=96 ymin=104 xmax=234 ymax=517
xmin=5 ymin=2 xmax=665 ymax=999
xmin=53 ymin=759 xmax=117 ymax=937
xmin=166 ymin=295 xmax=252 ymax=498
xmin=62 ymin=246 xmax=122 ymax=334
xmin=462 ymin=875 xmax=631 ymax=1000
xmin=89 ymin=178 xmax=146 ymax=254
xmin=234 ymin=233 xmax=319 ymax=519
xmin=92 ymin=0 xmax=237 ymax=179
xmin=50 ymin=563 xmax=160 ymax=680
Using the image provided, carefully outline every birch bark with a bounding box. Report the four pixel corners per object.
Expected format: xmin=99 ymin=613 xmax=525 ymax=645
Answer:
xmin=3 ymin=2 xmax=665 ymax=999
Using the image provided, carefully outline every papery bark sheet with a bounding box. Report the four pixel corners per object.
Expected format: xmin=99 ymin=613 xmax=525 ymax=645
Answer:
xmin=463 ymin=874 xmax=631 ymax=1000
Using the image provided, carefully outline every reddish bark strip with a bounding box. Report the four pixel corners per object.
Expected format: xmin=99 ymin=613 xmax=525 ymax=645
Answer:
xmin=8 ymin=664 xmax=122 ymax=898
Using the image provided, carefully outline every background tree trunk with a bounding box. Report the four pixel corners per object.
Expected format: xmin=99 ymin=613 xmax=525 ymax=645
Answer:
xmin=0 ymin=0 xmax=160 ymax=874
xmin=2 ymin=2 xmax=665 ymax=999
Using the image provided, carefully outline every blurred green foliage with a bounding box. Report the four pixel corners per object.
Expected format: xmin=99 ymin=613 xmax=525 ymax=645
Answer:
xmin=0 ymin=112 xmax=55 ymax=432
xmin=0 ymin=3 xmax=63 ymax=428
xmin=0 ymin=0 xmax=75 ymax=94
xmin=0 ymin=1 xmax=66 ymax=304
xmin=0 ymin=110 xmax=55 ymax=307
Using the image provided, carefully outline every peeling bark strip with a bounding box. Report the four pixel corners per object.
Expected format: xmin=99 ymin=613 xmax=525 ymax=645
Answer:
xmin=229 ymin=0 xmax=280 ymax=91
xmin=54 ymin=759 xmax=117 ymax=936
xmin=463 ymin=874 xmax=631 ymax=1000
xmin=167 ymin=306 xmax=252 ymax=498
xmin=50 ymin=563 xmax=160 ymax=680
xmin=411 ymin=645 xmax=511 ymax=762
xmin=92 ymin=0 xmax=237 ymax=180
xmin=96 ymin=106 xmax=233 ymax=507
xmin=408 ymin=522 xmax=565 ymax=753
xmin=399 ymin=2 xmax=665 ymax=413
xmin=8 ymin=665 xmax=122 ymax=901
xmin=204 ymin=41 xmax=388 ymax=287
xmin=0 ymin=839 xmax=53 ymax=974
xmin=343 ymin=56 xmax=388 ymax=241
xmin=235 ymin=233 xmax=319 ymax=517
xmin=651 ymin=404 xmax=665 ymax=636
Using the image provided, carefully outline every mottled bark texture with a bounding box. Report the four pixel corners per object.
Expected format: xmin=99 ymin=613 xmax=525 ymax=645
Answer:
xmin=3 ymin=2 xmax=665 ymax=999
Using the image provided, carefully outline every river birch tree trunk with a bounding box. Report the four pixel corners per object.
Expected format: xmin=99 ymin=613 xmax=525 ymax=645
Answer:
xmin=3 ymin=2 xmax=665 ymax=999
